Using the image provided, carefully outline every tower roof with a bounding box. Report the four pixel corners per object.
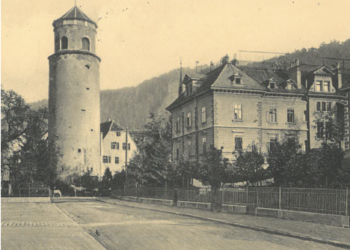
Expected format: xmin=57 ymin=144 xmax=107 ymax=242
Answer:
xmin=54 ymin=6 xmax=97 ymax=28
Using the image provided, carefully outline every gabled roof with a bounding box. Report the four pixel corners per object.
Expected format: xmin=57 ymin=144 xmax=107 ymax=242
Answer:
xmin=54 ymin=6 xmax=97 ymax=28
xmin=100 ymin=120 xmax=125 ymax=139
xmin=308 ymin=66 xmax=335 ymax=76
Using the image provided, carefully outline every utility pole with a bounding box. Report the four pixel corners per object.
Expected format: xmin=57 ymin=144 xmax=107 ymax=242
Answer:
xmin=125 ymin=127 xmax=128 ymax=179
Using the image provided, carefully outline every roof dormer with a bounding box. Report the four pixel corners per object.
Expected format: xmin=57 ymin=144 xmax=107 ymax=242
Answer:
xmin=229 ymin=73 xmax=243 ymax=85
xmin=285 ymin=79 xmax=296 ymax=90
xmin=268 ymin=78 xmax=277 ymax=89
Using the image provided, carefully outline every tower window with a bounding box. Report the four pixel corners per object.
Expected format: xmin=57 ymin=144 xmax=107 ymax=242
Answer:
xmin=82 ymin=38 xmax=90 ymax=51
xmin=61 ymin=36 xmax=68 ymax=50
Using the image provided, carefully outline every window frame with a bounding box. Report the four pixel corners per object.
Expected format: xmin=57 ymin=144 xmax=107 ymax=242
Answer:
xmin=186 ymin=112 xmax=192 ymax=127
xmin=233 ymin=103 xmax=242 ymax=121
xmin=287 ymin=109 xmax=295 ymax=123
xmin=267 ymin=107 xmax=277 ymax=123
xmin=115 ymin=157 xmax=119 ymax=164
xmin=234 ymin=136 xmax=243 ymax=151
xmin=82 ymin=37 xmax=90 ymax=51
xmin=61 ymin=36 xmax=68 ymax=50
xmin=201 ymin=107 xmax=206 ymax=123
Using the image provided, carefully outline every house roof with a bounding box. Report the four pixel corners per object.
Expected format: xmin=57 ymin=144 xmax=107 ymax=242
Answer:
xmin=100 ymin=119 xmax=125 ymax=138
xmin=166 ymin=62 xmax=346 ymax=111
xmin=54 ymin=6 xmax=97 ymax=28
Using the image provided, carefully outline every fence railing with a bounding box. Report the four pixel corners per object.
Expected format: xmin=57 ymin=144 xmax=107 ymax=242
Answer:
xmin=112 ymin=186 xmax=350 ymax=216
xmin=1 ymin=188 xmax=50 ymax=197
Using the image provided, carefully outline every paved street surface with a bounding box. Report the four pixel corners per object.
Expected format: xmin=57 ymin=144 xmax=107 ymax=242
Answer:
xmin=2 ymin=198 xmax=346 ymax=250
xmin=1 ymin=201 xmax=105 ymax=250
xmin=54 ymin=198 xmax=344 ymax=250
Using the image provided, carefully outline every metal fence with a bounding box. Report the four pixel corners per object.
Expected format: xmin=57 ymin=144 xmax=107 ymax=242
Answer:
xmin=113 ymin=186 xmax=350 ymax=216
xmin=222 ymin=187 xmax=349 ymax=216
xmin=1 ymin=188 xmax=50 ymax=197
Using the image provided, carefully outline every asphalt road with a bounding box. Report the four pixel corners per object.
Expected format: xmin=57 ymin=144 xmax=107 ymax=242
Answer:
xmin=53 ymin=198 xmax=343 ymax=250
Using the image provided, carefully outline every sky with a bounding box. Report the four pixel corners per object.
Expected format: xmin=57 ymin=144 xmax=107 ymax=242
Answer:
xmin=2 ymin=0 xmax=350 ymax=103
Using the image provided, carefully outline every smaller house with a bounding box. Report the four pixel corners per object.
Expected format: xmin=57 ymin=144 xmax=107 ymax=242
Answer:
xmin=100 ymin=119 xmax=138 ymax=175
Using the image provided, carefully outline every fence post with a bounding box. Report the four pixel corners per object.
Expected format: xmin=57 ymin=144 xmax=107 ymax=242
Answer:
xmin=173 ymin=188 xmax=178 ymax=206
xmin=29 ymin=186 xmax=31 ymax=197
xmin=279 ymin=186 xmax=282 ymax=210
xmin=246 ymin=186 xmax=249 ymax=204
xmin=221 ymin=189 xmax=224 ymax=205
xmin=346 ymin=188 xmax=349 ymax=217
xmin=256 ymin=189 xmax=259 ymax=207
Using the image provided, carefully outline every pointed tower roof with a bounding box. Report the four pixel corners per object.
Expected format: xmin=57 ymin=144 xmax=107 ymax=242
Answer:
xmin=54 ymin=6 xmax=97 ymax=28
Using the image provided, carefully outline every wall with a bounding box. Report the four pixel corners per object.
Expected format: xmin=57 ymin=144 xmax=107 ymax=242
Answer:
xmin=48 ymin=53 xmax=100 ymax=178
xmin=101 ymin=130 xmax=138 ymax=174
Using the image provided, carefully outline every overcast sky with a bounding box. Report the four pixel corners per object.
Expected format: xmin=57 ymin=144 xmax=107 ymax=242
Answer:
xmin=2 ymin=0 xmax=350 ymax=103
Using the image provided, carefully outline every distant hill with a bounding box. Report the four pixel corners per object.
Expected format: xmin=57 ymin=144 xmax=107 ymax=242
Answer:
xmin=29 ymin=66 xmax=201 ymax=130
xmin=30 ymin=39 xmax=350 ymax=130
xmin=247 ymin=39 xmax=350 ymax=70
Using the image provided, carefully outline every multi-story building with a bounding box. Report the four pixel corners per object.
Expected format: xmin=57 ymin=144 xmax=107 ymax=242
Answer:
xmin=166 ymin=59 xmax=348 ymax=162
xmin=100 ymin=119 xmax=138 ymax=175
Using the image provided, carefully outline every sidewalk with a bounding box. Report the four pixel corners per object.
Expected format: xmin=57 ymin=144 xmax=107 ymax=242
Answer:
xmin=97 ymin=197 xmax=350 ymax=249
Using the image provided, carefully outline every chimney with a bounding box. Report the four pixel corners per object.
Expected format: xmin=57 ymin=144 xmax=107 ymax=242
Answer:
xmin=336 ymin=62 xmax=342 ymax=89
xmin=289 ymin=59 xmax=302 ymax=89
xmin=178 ymin=58 xmax=183 ymax=97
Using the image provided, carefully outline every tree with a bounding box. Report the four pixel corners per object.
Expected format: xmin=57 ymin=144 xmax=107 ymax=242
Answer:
xmin=111 ymin=170 xmax=126 ymax=190
xmin=306 ymin=143 xmax=345 ymax=188
xmin=267 ymin=139 xmax=305 ymax=187
xmin=1 ymin=89 xmax=59 ymax=188
xmin=1 ymin=89 xmax=30 ymax=153
xmin=233 ymin=150 xmax=266 ymax=186
xmin=168 ymin=154 xmax=197 ymax=187
xmin=127 ymin=113 xmax=171 ymax=187
xmin=196 ymin=145 xmax=230 ymax=208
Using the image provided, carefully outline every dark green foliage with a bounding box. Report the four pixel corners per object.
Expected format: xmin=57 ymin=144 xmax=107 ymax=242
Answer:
xmin=233 ymin=150 xmax=266 ymax=186
xmin=111 ymin=170 xmax=126 ymax=190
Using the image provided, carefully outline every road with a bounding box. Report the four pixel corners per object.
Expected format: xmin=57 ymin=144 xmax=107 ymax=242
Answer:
xmin=51 ymin=198 xmax=343 ymax=250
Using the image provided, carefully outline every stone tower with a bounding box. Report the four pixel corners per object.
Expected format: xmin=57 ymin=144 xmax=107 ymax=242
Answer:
xmin=48 ymin=6 xmax=101 ymax=179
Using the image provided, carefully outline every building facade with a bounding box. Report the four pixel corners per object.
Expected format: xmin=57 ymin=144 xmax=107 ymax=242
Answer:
xmin=48 ymin=6 xmax=101 ymax=179
xmin=100 ymin=119 xmax=138 ymax=175
xmin=167 ymin=59 xmax=348 ymax=162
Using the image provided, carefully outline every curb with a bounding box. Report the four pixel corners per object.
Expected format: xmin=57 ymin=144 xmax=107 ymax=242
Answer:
xmin=52 ymin=203 xmax=106 ymax=250
xmin=96 ymin=198 xmax=350 ymax=249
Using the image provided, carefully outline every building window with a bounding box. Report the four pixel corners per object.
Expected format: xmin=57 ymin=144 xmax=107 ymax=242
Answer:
xmin=287 ymin=109 xmax=294 ymax=123
xmin=323 ymin=81 xmax=330 ymax=92
xmin=235 ymin=78 xmax=241 ymax=84
xmin=82 ymin=37 xmax=90 ymax=51
xmin=187 ymin=112 xmax=192 ymax=127
xmin=317 ymin=102 xmax=331 ymax=112
xmin=61 ymin=36 xmax=68 ymax=50
xmin=117 ymin=132 xmax=121 ymax=136
xmin=316 ymin=81 xmax=322 ymax=91
xmin=115 ymin=157 xmax=119 ymax=164
xmin=128 ymin=143 xmax=130 ymax=150
xmin=176 ymin=117 xmax=180 ymax=133
xmin=103 ymin=156 xmax=111 ymax=163
xmin=317 ymin=122 xmax=324 ymax=138
xmin=267 ymin=107 xmax=277 ymax=123
xmin=123 ymin=143 xmax=126 ymax=150
xmin=233 ymin=104 xmax=242 ymax=120
xmin=287 ymin=83 xmax=294 ymax=90
xmin=234 ymin=136 xmax=243 ymax=151
xmin=201 ymin=107 xmax=206 ymax=123
xmin=304 ymin=111 xmax=308 ymax=122
xmin=78 ymin=148 xmax=81 ymax=153
xmin=176 ymin=148 xmax=180 ymax=159
xmin=111 ymin=142 xmax=117 ymax=149
xmin=269 ymin=82 xmax=276 ymax=89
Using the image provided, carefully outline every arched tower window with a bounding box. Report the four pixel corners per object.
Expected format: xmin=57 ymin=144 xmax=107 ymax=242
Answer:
xmin=61 ymin=36 xmax=68 ymax=50
xmin=82 ymin=38 xmax=90 ymax=51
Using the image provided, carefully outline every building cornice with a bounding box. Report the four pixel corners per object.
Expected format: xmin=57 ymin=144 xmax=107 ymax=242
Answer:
xmin=48 ymin=50 xmax=101 ymax=62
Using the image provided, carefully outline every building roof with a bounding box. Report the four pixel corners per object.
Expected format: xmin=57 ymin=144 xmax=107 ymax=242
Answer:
xmin=54 ymin=6 xmax=97 ymax=28
xmin=100 ymin=119 xmax=125 ymax=139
